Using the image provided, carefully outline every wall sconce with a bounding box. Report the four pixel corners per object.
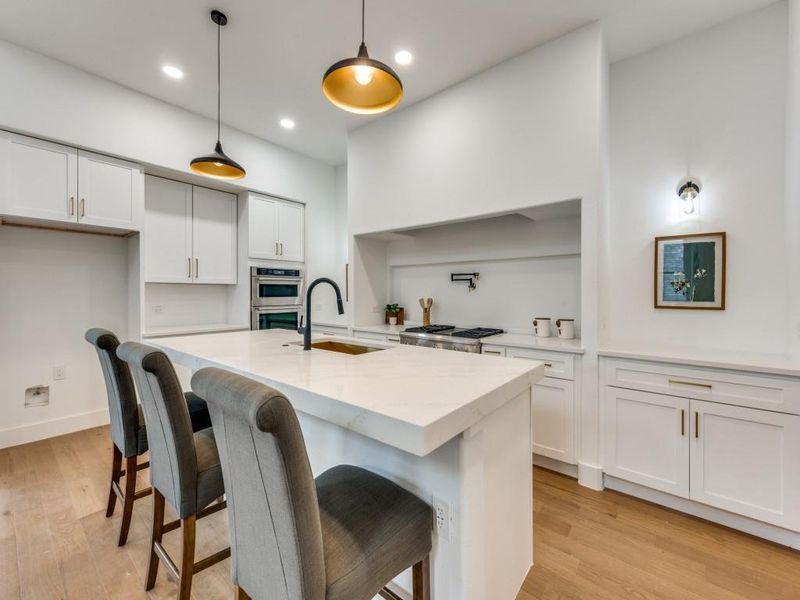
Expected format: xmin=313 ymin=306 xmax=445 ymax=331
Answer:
xmin=677 ymin=177 xmax=701 ymax=215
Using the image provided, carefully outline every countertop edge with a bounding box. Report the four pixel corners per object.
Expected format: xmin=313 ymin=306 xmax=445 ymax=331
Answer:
xmin=598 ymin=348 xmax=800 ymax=378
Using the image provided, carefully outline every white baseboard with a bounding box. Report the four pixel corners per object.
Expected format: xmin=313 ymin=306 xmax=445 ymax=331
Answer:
xmin=532 ymin=453 xmax=579 ymax=478
xmin=577 ymin=461 xmax=604 ymax=490
xmin=605 ymin=476 xmax=800 ymax=550
xmin=0 ymin=408 xmax=110 ymax=449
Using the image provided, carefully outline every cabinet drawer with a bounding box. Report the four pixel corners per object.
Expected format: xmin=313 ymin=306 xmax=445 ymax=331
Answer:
xmin=352 ymin=331 xmax=387 ymax=342
xmin=315 ymin=325 xmax=349 ymax=337
xmin=506 ymin=347 xmax=574 ymax=380
xmin=603 ymin=359 xmax=800 ymax=416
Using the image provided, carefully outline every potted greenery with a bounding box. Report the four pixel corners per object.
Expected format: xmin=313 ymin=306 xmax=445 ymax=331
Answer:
xmin=385 ymin=303 xmax=402 ymax=325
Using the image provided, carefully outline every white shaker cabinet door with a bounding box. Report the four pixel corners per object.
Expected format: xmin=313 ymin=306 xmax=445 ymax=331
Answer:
xmin=77 ymin=150 xmax=143 ymax=230
xmin=690 ymin=400 xmax=800 ymax=531
xmin=144 ymin=176 xmax=193 ymax=283
xmin=248 ymin=194 xmax=280 ymax=260
xmin=0 ymin=131 xmax=77 ymax=223
xmin=604 ymin=387 xmax=690 ymax=498
xmin=532 ymin=377 xmax=575 ymax=464
xmin=277 ymin=201 xmax=304 ymax=262
xmin=192 ymin=186 xmax=237 ymax=284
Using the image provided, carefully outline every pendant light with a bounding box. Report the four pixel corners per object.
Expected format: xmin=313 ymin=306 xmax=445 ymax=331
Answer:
xmin=322 ymin=0 xmax=403 ymax=114
xmin=190 ymin=10 xmax=246 ymax=180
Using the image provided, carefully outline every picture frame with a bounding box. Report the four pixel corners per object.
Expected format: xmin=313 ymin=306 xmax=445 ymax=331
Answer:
xmin=654 ymin=232 xmax=726 ymax=310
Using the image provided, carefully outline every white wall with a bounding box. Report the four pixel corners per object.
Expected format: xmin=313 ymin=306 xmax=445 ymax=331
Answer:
xmin=786 ymin=0 xmax=800 ymax=357
xmin=0 ymin=39 xmax=340 ymax=446
xmin=385 ymin=215 xmax=581 ymax=331
xmin=347 ymin=22 xmax=608 ymax=484
xmin=0 ymin=227 xmax=130 ymax=447
xmin=607 ymin=2 xmax=789 ymax=354
xmin=347 ymin=24 xmax=606 ymax=235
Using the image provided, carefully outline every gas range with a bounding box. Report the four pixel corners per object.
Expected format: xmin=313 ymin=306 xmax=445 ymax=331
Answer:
xmin=399 ymin=324 xmax=504 ymax=353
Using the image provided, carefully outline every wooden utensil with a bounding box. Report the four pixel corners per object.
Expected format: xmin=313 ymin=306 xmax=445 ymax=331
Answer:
xmin=420 ymin=297 xmax=433 ymax=326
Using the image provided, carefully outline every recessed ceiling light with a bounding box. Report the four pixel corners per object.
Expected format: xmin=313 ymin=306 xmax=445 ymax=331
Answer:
xmin=394 ymin=50 xmax=413 ymax=65
xmin=279 ymin=118 xmax=296 ymax=130
xmin=162 ymin=64 xmax=184 ymax=79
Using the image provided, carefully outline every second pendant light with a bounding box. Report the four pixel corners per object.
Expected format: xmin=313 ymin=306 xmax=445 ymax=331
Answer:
xmin=322 ymin=0 xmax=403 ymax=114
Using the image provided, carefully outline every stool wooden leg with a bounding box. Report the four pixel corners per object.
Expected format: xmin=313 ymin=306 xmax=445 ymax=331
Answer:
xmin=105 ymin=445 xmax=122 ymax=518
xmin=235 ymin=586 xmax=251 ymax=600
xmin=178 ymin=515 xmax=197 ymax=600
xmin=146 ymin=489 xmax=165 ymax=591
xmin=412 ymin=555 xmax=431 ymax=600
xmin=117 ymin=456 xmax=138 ymax=546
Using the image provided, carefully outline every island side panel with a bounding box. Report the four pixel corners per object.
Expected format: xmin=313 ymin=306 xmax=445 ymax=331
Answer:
xmin=296 ymin=386 xmax=533 ymax=600
xmin=459 ymin=388 xmax=533 ymax=600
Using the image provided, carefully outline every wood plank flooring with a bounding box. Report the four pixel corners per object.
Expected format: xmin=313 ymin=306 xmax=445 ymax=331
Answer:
xmin=2 ymin=426 xmax=799 ymax=599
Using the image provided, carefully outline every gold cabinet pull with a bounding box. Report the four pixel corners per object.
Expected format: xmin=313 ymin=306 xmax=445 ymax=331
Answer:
xmin=681 ymin=409 xmax=685 ymax=436
xmin=484 ymin=350 xmax=503 ymax=356
xmin=544 ymin=363 xmax=553 ymax=368
xmin=275 ymin=242 xmax=279 ymax=255
xmin=188 ymin=257 xmax=192 ymax=278
xmin=280 ymin=242 xmax=284 ymax=256
xmin=695 ymin=411 xmax=700 ymax=438
xmin=669 ymin=378 xmax=712 ymax=390
xmin=80 ymin=198 xmax=85 ymax=217
xmin=195 ymin=258 xmax=199 ymax=278
xmin=69 ymin=196 xmax=75 ymax=216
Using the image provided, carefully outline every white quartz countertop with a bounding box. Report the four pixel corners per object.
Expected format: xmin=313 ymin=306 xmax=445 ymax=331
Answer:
xmin=352 ymin=323 xmax=416 ymax=334
xmin=483 ymin=333 xmax=584 ymax=354
xmin=142 ymin=323 xmax=249 ymax=339
xmin=599 ymin=344 xmax=800 ymax=378
xmin=150 ymin=329 xmax=544 ymax=456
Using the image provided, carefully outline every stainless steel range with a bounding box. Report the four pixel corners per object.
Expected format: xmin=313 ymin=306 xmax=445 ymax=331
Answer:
xmin=399 ymin=324 xmax=504 ymax=353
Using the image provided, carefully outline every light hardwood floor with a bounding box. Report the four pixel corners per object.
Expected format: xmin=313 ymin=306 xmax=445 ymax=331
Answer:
xmin=1 ymin=426 xmax=799 ymax=599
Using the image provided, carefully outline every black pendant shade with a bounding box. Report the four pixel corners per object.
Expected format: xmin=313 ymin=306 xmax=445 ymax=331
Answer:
xmin=322 ymin=1 xmax=403 ymax=114
xmin=190 ymin=10 xmax=246 ymax=180
xmin=190 ymin=140 xmax=246 ymax=180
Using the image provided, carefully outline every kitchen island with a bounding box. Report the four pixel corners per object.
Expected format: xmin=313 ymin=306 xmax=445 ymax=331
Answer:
xmin=151 ymin=329 xmax=545 ymax=600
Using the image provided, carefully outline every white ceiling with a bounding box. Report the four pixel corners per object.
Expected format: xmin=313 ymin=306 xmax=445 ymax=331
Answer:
xmin=0 ymin=0 xmax=778 ymax=165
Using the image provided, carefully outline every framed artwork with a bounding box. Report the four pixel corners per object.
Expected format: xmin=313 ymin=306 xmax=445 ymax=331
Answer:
xmin=654 ymin=232 xmax=726 ymax=310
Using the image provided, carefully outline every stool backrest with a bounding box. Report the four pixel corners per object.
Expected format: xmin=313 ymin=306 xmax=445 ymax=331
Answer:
xmin=117 ymin=342 xmax=198 ymax=518
xmin=192 ymin=367 xmax=325 ymax=600
xmin=85 ymin=328 xmax=139 ymax=457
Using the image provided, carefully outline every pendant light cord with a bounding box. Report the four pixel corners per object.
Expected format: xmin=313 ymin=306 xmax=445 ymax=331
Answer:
xmin=216 ymin=16 xmax=221 ymax=143
xmin=361 ymin=0 xmax=365 ymax=43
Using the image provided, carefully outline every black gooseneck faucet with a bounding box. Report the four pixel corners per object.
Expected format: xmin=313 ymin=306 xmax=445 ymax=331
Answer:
xmin=299 ymin=278 xmax=345 ymax=350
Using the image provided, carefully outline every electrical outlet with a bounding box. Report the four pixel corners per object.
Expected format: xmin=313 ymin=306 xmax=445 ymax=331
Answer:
xmin=25 ymin=385 xmax=49 ymax=407
xmin=53 ymin=365 xmax=66 ymax=380
xmin=152 ymin=304 xmax=164 ymax=314
xmin=433 ymin=496 xmax=451 ymax=541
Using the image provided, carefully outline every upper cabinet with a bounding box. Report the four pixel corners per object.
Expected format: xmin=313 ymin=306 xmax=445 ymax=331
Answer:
xmin=247 ymin=193 xmax=304 ymax=262
xmin=144 ymin=176 xmax=237 ymax=284
xmin=76 ymin=150 xmax=143 ymax=230
xmin=0 ymin=130 xmax=142 ymax=231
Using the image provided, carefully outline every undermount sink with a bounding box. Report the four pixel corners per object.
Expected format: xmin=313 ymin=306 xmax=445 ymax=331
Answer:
xmin=292 ymin=340 xmax=386 ymax=355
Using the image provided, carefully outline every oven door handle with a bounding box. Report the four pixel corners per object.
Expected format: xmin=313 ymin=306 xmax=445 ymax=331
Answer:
xmin=254 ymin=277 xmax=304 ymax=283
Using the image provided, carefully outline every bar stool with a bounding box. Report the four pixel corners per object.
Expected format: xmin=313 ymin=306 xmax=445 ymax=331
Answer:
xmin=191 ymin=366 xmax=433 ymax=600
xmin=117 ymin=342 xmax=230 ymax=600
xmin=85 ymin=328 xmax=212 ymax=546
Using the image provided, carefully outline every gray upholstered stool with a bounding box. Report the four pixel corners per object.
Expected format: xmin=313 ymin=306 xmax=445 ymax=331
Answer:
xmin=192 ymin=367 xmax=433 ymax=600
xmin=117 ymin=342 xmax=230 ymax=600
xmin=85 ymin=328 xmax=212 ymax=547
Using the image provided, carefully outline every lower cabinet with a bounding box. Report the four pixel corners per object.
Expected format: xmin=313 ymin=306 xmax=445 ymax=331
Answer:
xmin=603 ymin=387 xmax=690 ymax=497
xmin=604 ymin=378 xmax=800 ymax=531
xmin=690 ymin=400 xmax=800 ymax=531
xmin=483 ymin=344 xmax=578 ymax=465
xmin=531 ymin=377 xmax=575 ymax=464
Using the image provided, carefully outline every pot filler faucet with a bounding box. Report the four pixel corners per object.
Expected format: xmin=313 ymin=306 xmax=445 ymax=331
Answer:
xmin=299 ymin=278 xmax=345 ymax=350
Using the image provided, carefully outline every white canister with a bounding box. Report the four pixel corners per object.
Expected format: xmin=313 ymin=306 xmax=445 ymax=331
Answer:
xmin=533 ymin=317 xmax=551 ymax=338
xmin=556 ymin=318 xmax=575 ymax=340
